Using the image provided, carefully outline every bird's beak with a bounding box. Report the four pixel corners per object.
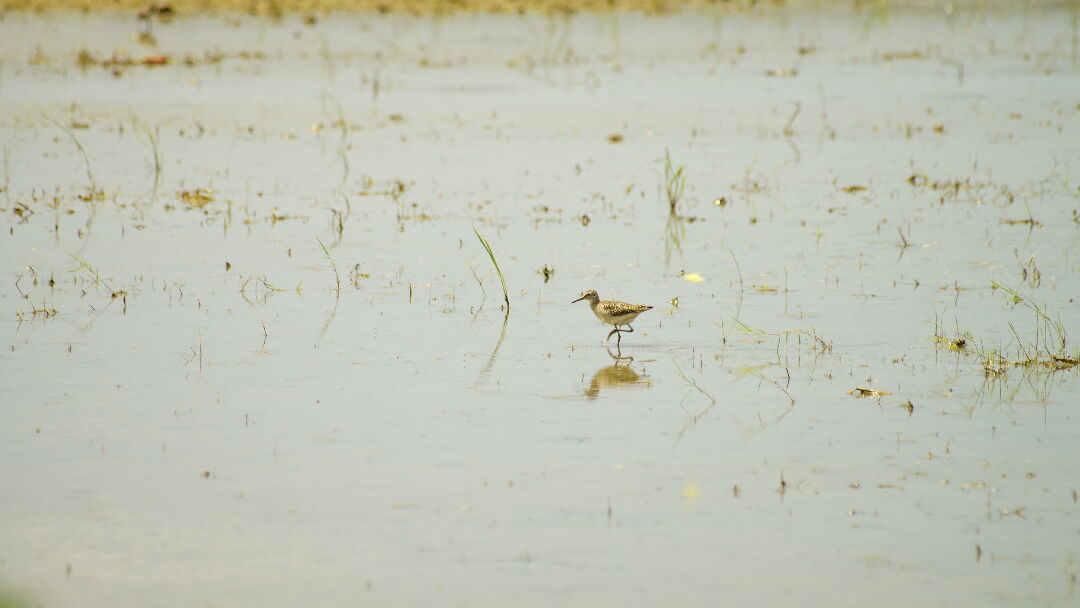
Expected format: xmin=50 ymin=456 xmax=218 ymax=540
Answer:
xmin=571 ymin=295 xmax=585 ymax=303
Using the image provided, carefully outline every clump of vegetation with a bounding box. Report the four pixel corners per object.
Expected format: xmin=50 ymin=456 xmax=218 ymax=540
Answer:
xmin=932 ymin=324 xmax=974 ymax=352
xmin=933 ymin=287 xmax=1078 ymax=377
xmin=660 ymin=148 xmax=687 ymax=215
xmin=659 ymin=149 xmax=690 ymax=265
xmin=989 ymin=282 xmax=1078 ymax=370
xmin=13 ymin=268 xmax=59 ymax=321
xmin=71 ymin=255 xmax=126 ymax=299
xmin=473 ymin=228 xmax=509 ymax=313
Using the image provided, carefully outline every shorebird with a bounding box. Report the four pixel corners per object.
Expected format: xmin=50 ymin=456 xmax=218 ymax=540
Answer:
xmin=571 ymin=290 xmax=652 ymax=346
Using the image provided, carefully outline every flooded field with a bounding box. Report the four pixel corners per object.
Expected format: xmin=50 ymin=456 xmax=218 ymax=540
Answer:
xmin=2 ymin=3 xmax=1079 ymax=606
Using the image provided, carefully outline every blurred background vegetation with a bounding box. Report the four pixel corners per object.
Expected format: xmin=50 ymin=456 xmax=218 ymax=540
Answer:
xmin=0 ymin=0 xmax=1008 ymax=16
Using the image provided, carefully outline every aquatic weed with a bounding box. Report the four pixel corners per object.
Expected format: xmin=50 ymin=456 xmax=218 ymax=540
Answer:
xmin=660 ymin=148 xmax=687 ymax=214
xmin=473 ymin=228 xmax=509 ymax=313
xmin=316 ymin=237 xmax=341 ymax=295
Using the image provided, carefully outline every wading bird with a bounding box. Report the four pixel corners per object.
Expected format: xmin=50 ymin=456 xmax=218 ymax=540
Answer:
xmin=571 ymin=290 xmax=652 ymax=346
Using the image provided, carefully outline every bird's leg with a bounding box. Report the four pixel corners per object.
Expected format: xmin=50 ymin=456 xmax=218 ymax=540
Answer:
xmin=606 ymin=326 xmax=620 ymax=342
xmin=622 ymin=324 xmax=635 ymax=334
xmin=615 ymin=326 xmax=623 ymax=346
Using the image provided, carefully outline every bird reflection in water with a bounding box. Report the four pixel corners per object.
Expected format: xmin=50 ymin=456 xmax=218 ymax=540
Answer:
xmin=584 ymin=346 xmax=651 ymax=400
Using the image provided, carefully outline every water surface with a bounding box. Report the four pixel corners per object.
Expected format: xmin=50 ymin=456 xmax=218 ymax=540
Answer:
xmin=1 ymin=5 xmax=1079 ymax=606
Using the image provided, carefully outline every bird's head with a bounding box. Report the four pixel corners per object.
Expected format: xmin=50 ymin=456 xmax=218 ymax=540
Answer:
xmin=571 ymin=290 xmax=599 ymax=304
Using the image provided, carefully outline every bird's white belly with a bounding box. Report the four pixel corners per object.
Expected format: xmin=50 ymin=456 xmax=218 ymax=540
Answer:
xmin=596 ymin=311 xmax=639 ymax=325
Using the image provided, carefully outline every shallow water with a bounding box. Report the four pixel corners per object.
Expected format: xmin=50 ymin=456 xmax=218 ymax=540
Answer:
xmin=1 ymin=5 xmax=1079 ymax=607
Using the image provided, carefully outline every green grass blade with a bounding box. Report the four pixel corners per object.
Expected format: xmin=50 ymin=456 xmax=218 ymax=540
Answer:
xmin=316 ymin=237 xmax=341 ymax=293
xmin=733 ymin=319 xmax=769 ymax=335
xmin=474 ymin=227 xmax=509 ymax=312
